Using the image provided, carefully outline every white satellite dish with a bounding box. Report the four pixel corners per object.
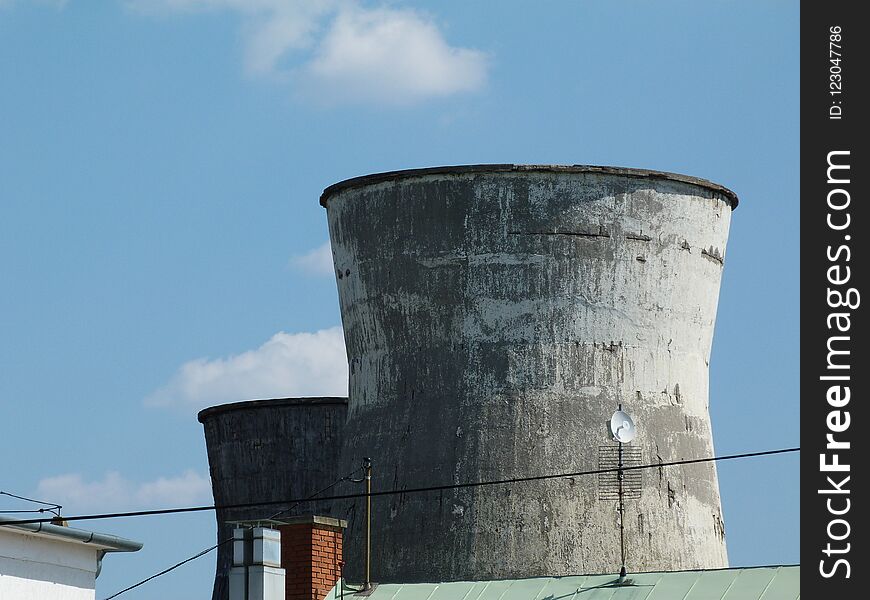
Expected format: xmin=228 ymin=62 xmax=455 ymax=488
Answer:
xmin=610 ymin=410 xmax=636 ymax=443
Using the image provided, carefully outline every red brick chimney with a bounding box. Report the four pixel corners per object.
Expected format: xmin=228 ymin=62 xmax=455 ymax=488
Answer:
xmin=279 ymin=515 xmax=347 ymax=600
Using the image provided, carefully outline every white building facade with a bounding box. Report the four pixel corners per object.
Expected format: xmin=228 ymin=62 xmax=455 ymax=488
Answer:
xmin=0 ymin=516 xmax=141 ymax=600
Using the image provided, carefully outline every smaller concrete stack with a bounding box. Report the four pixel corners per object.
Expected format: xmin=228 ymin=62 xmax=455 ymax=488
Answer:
xmin=199 ymin=398 xmax=348 ymax=600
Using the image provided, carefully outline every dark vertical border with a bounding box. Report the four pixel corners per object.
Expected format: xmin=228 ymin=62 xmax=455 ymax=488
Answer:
xmin=802 ymin=2 xmax=867 ymax=595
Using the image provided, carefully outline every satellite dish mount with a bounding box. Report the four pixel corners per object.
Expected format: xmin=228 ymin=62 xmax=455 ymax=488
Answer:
xmin=608 ymin=404 xmax=637 ymax=581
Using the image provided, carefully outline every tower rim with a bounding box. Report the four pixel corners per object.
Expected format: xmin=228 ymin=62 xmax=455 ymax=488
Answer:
xmin=319 ymin=164 xmax=739 ymax=209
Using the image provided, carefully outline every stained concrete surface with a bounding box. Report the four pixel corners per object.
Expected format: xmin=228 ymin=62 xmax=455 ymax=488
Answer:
xmin=199 ymin=398 xmax=348 ymax=600
xmin=323 ymin=166 xmax=735 ymax=582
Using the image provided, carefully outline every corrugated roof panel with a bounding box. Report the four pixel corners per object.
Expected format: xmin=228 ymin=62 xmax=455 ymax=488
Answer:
xmin=361 ymin=584 xmax=411 ymax=600
xmin=500 ymin=577 xmax=552 ymax=600
xmin=608 ymin=573 xmax=663 ymax=600
xmin=527 ymin=576 xmax=583 ymax=600
xmin=462 ymin=581 xmax=500 ymax=600
xmin=644 ymin=571 xmax=700 ymax=600
xmin=472 ymin=579 xmax=518 ymax=600
xmin=721 ymin=568 xmax=777 ymax=600
xmin=428 ymin=582 xmax=479 ymax=600
xmin=434 ymin=584 xmax=474 ymax=600
xmin=757 ymin=567 xmax=800 ymax=600
xmin=572 ymin=573 xmax=661 ymax=600
xmin=575 ymin=574 xmax=620 ymax=599
xmin=324 ymin=567 xmax=799 ymax=600
xmin=684 ymin=569 xmax=741 ymax=600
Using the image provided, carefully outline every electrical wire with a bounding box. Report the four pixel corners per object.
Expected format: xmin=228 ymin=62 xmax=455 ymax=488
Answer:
xmin=68 ymin=449 xmax=796 ymax=599
xmin=1 ymin=490 xmax=60 ymax=506
xmin=102 ymin=541 xmax=225 ymax=600
xmin=267 ymin=465 xmax=364 ymax=521
xmin=100 ymin=467 xmax=365 ymax=600
xmin=0 ymin=490 xmax=62 ymax=517
xmin=2 ymin=447 xmax=798 ymax=527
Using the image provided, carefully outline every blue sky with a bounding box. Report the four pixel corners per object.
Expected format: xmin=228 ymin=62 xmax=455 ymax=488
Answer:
xmin=0 ymin=1 xmax=798 ymax=598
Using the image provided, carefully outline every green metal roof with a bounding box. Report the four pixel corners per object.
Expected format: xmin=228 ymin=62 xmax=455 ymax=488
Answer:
xmin=328 ymin=566 xmax=799 ymax=600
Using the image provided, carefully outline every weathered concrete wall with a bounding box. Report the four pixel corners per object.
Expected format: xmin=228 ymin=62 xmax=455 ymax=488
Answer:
xmin=199 ymin=398 xmax=347 ymax=600
xmin=322 ymin=165 xmax=736 ymax=582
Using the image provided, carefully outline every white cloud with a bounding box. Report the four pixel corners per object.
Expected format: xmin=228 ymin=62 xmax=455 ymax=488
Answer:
xmin=128 ymin=0 xmax=488 ymax=105
xmin=128 ymin=0 xmax=336 ymax=75
xmin=145 ymin=327 xmax=348 ymax=411
xmin=36 ymin=470 xmax=211 ymax=513
xmin=241 ymin=2 xmax=336 ymax=76
xmin=290 ymin=241 xmax=334 ymax=276
xmin=301 ymin=6 xmax=488 ymax=106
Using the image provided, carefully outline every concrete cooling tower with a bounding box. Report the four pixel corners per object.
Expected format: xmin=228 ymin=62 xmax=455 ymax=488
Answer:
xmin=198 ymin=397 xmax=347 ymax=600
xmin=320 ymin=165 xmax=737 ymax=583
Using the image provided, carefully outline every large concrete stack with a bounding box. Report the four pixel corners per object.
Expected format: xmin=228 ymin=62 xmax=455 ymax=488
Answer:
xmin=199 ymin=398 xmax=347 ymax=600
xmin=321 ymin=165 xmax=737 ymax=582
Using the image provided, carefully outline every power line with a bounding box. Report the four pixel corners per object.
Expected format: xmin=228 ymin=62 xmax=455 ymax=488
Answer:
xmin=0 ymin=490 xmax=62 ymax=517
xmin=267 ymin=465 xmax=364 ymax=521
xmin=1 ymin=490 xmax=60 ymax=506
xmin=101 ymin=466 xmax=365 ymax=600
xmin=2 ymin=447 xmax=798 ymax=528
xmin=102 ymin=541 xmax=224 ymax=600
